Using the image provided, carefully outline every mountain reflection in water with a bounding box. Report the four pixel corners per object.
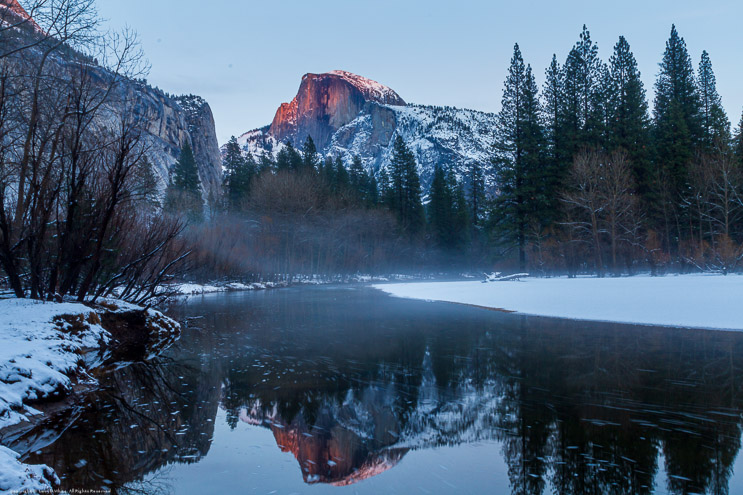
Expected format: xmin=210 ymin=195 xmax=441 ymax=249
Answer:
xmin=15 ymin=286 xmax=743 ymax=494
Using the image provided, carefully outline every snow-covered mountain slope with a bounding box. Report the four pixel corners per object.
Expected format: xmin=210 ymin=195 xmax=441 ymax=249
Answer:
xmin=332 ymin=103 xmax=496 ymax=189
xmin=235 ymin=72 xmax=496 ymax=190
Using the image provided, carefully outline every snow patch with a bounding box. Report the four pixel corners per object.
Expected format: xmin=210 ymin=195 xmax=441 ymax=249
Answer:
xmin=0 ymin=299 xmax=109 ymax=430
xmin=374 ymin=274 xmax=743 ymax=331
xmin=0 ymin=445 xmax=57 ymax=492
xmin=171 ymin=281 xmax=287 ymax=295
xmin=327 ymin=70 xmax=405 ymax=106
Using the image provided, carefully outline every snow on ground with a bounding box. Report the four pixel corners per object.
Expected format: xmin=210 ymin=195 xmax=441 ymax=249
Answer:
xmin=170 ymin=275 xmax=428 ymax=295
xmin=0 ymin=298 xmax=112 ymax=492
xmin=0 ymin=299 xmax=109 ymax=430
xmin=172 ymin=281 xmax=286 ymax=295
xmin=0 ymin=445 xmax=57 ymax=492
xmin=374 ymin=274 xmax=743 ymax=331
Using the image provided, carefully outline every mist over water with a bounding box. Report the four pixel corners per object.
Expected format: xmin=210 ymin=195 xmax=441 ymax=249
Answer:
xmin=17 ymin=287 xmax=743 ymax=494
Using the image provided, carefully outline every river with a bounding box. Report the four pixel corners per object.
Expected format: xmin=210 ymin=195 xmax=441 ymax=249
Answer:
xmin=17 ymin=286 xmax=743 ymax=494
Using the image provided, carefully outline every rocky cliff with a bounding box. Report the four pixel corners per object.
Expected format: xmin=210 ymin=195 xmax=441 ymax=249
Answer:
xmin=237 ymin=71 xmax=495 ymax=191
xmin=267 ymin=70 xmax=405 ymax=151
xmin=1 ymin=0 xmax=222 ymax=199
xmin=111 ymin=83 xmax=223 ymax=199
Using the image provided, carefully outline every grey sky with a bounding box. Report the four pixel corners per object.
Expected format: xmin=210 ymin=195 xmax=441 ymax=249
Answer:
xmin=96 ymin=0 xmax=743 ymax=144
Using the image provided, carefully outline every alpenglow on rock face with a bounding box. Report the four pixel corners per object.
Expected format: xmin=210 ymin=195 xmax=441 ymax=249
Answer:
xmin=237 ymin=71 xmax=496 ymax=190
xmin=267 ymin=71 xmax=405 ymax=151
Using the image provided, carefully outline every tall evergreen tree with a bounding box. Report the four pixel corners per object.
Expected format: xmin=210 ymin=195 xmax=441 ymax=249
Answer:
xmin=428 ymin=165 xmax=453 ymax=248
xmin=448 ymin=169 xmax=471 ymax=250
xmin=223 ymin=136 xmax=255 ymax=212
xmin=542 ymin=54 xmax=568 ymax=194
xmin=222 ymin=136 xmax=244 ymax=175
xmin=276 ymin=141 xmax=302 ymax=171
xmin=334 ymin=156 xmax=349 ymax=191
xmin=606 ymin=36 xmax=652 ymax=194
xmin=378 ymin=167 xmax=390 ymax=205
xmin=469 ymin=161 xmax=485 ymax=226
xmin=697 ymin=50 xmax=730 ymax=148
xmin=259 ymin=154 xmax=275 ymax=173
xmin=653 ymin=25 xmax=707 ymax=247
xmin=562 ymin=25 xmax=605 ymax=154
xmin=428 ymin=165 xmax=470 ymax=253
xmin=492 ymin=44 xmax=547 ymax=270
xmin=349 ymin=155 xmax=366 ymax=200
xmin=165 ymin=142 xmax=203 ymax=221
xmin=347 ymin=156 xmax=378 ymax=206
xmin=301 ymin=136 xmax=320 ymax=171
xmin=275 ymin=145 xmax=290 ymax=171
xmin=654 ymin=25 xmax=703 ymax=194
xmin=366 ymin=173 xmax=379 ymax=207
xmin=387 ymin=136 xmax=424 ymax=236
xmin=321 ymin=155 xmax=336 ymax=188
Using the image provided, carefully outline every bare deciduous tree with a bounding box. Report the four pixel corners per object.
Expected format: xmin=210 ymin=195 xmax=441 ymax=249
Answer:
xmin=0 ymin=0 xmax=185 ymax=301
xmin=561 ymin=150 xmax=641 ymax=276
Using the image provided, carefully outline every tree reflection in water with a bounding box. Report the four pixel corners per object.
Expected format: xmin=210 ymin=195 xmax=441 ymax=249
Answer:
xmin=15 ymin=288 xmax=743 ymax=494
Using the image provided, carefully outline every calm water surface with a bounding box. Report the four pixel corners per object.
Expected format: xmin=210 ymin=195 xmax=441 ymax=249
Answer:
xmin=16 ymin=286 xmax=743 ymax=494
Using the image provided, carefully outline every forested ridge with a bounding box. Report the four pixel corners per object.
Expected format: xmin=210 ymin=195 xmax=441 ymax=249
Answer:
xmin=4 ymin=1 xmax=743 ymax=298
xmin=190 ymin=24 xmax=743 ymax=279
xmin=488 ymin=25 xmax=743 ymax=276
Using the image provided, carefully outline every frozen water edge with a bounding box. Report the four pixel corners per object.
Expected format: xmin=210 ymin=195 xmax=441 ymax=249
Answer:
xmin=0 ymin=297 xmax=179 ymax=492
xmin=373 ymin=274 xmax=743 ymax=331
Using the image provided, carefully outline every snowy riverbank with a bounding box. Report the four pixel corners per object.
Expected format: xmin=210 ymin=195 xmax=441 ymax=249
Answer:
xmin=172 ymin=281 xmax=288 ymax=295
xmin=374 ymin=274 xmax=743 ymax=331
xmin=0 ymin=298 xmax=180 ymax=492
xmin=170 ymin=274 xmax=434 ymax=296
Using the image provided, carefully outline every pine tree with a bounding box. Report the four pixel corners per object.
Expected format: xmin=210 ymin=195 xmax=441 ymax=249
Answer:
xmin=697 ymin=50 xmax=730 ymax=148
xmin=322 ymin=155 xmax=336 ymax=188
xmin=654 ymin=25 xmax=703 ymax=194
xmin=492 ymin=44 xmax=547 ymax=270
xmin=388 ymin=136 xmax=424 ymax=236
xmin=378 ymin=167 xmax=390 ymax=205
xmin=606 ymin=36 xmax=652 ymax=195
xmin=223 ymin=136 xmax=244 ymax=175
xmin=349 ymin=155 xmax=366 ymax=199
xmin=276 ymin=141 xmax=302 ymax=171
xmin=301 ymin=136 xmax=320 ymax=171
xmin=334 ymin=156 xmax=349 ymax=191
xmin=165 ymin=142 xmax=203 ymax=221
xmin=223 ymin=136 xmax=255 ymax=212
xmin=428 ymin=165 xmax=452 ymax=248
xmin=366 ymin=173 xmax=379 ymax=207
xmin=223 ymin=137 xmax=244 ymax=207
xmin=275 ymin=143 xmax=292 ymax=171
xmin=448 ymin=169 xmax=471 ymax=250
xmin=562 ymin=26 xmax=605 ymax=154
xmin=428 ymin=165 xmax=470 ymax=253
xmin=542 ymin=54 xmax=568 ymax=195
xmin=288 ymin=144 xmax=303 ymax=171
xmin=259 ymin=154 xmax=275 ymax=173
xmin=352 ymin=157 xmax=380 ymax=207
xmin=469 ymin=161 xmax=485 ymax=226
